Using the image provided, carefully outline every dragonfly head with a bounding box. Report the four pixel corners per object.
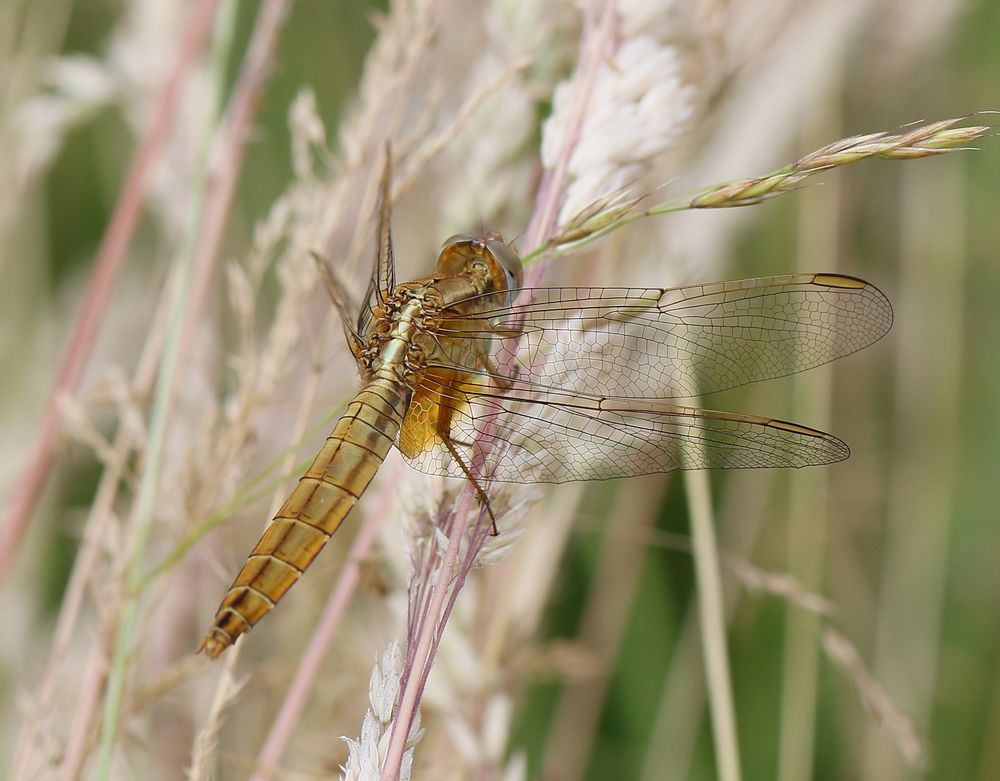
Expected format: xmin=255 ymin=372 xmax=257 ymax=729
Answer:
xmin=437 ymin=233 xmax=523 ymax=301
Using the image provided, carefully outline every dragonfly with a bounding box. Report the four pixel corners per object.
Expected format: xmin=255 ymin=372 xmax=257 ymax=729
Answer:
xmin=197 ymin=158 xmax=892 ymax=658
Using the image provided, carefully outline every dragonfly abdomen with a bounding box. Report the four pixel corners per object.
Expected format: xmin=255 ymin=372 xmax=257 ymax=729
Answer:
xmin=197 ymin=380 xmax=408 ymax=658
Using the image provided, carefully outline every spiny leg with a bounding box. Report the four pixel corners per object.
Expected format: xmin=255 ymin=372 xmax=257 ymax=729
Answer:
xmin=475 ymin=351 xmax=517 ymax=390
xmin=440 ymin=433 xmax=499 ymax=536
xmin=311 ymin=251 xmax=364 ymax=360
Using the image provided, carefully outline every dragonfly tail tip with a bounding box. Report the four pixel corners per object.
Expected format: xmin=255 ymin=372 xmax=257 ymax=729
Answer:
xmin=196 ymin=629 xmax=230 ymax=659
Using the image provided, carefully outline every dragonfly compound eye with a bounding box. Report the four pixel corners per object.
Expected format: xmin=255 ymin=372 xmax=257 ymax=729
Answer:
xmin=439 ymin=233 xmax=477 ymax=252
xmin=484 ymin=238 xmax=523 ymax=293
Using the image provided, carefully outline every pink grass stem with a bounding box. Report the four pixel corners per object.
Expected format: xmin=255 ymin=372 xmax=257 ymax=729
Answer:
xmin=524 ymin=1 xmax=614 ymax=254
xmin=380 ymin=8 xmax=620 ymax=777
xmin=59 ymin=644 xmax=109 ymax=781
xmin=249 ymin=474 xmax=399 ymax=781
xmin=0 ymin=0 xmax=220 ymax=580
xmin=173 ymin=0 xmax=292 ymax=388
xmin=380 ymin=489 xmax=478 ymax=781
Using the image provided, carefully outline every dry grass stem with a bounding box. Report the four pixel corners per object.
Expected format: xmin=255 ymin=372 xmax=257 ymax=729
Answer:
xmin=690 ymin=116 xmax=990 ymax=208
xmin=188 ymin=652 xmax=246 ymax=781
xmin=524 ymin=115 xmax=991 ymax=264
xmin=821 ymin=628 xmax=930 ymax=770
xmin=613 ymin=525 xmax=835 ymax=617
xmin=685 ymin=467 xmax=742 ymax=781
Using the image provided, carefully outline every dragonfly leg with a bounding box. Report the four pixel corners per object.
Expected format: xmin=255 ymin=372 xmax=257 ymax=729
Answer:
xmin=475 ymin=352 xmax=519 ymax=390
xmin=440 ymin=434 xmax=499 ymax=535
xmin=311 ymin=251 xmax=364 ymax=360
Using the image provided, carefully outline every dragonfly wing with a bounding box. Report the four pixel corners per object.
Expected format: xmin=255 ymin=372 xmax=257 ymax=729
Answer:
xmin=357 ymin=148 xmax=397 ymax=338
xmin=400 ymin=378 xmax=849 ymax=484
xmin=438 ymin=273 xmax=892 ymax=399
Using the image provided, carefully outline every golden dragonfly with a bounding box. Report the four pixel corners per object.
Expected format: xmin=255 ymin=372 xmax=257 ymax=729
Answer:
xmin=198 ymin=160 xmax=892 ymax=658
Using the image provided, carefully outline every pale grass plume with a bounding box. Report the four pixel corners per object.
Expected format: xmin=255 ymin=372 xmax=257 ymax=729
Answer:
xmin=535 ymin=0 xmax=718 ymax=246
xmin=188 ymin=654 xmax=246 ymax=781
xmin=340 ymin=642 xmax=423 ymax=781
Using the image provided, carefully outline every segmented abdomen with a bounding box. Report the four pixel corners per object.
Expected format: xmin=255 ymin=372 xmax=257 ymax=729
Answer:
xmin=198 ymin=380 xmax=407 ymax=658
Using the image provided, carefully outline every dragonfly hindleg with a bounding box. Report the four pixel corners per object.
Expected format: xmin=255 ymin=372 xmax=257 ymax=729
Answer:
xmin=440 ymin=433 xmax=499 ymax=535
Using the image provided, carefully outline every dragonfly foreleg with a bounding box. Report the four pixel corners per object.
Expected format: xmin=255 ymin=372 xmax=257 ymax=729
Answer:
xmin=311 ymin=252 xmax=364 ymax=360
xmin=475 ymin=351 xmax=519 ymax=391
xmin=440 ymin=433 xmax=499 ymax=536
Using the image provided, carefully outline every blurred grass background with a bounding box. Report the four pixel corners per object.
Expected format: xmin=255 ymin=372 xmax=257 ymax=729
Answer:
xmin=2 ymin=1 xmax=1000 ymax=779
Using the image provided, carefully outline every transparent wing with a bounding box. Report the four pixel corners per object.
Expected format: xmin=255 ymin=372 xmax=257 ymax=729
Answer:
xmin=436 ymin=273 xmax=892 ymax=400
xmin=400 ymin=376 xmax=850 ymax=484
xmin=357 ymin=148 xmax=397 ymax=338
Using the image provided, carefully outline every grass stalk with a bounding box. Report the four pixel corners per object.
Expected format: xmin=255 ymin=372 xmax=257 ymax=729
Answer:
xmin=777 ymin=95 xmax=840 ymax=781
xmin=173 ymin=0 xmax=292 ymax=392
xmin=521 ymin=116 xmax=991 ymax=267
xmin=861 ymin=153 xmax=966 ymax=779
xmin=636 ymin=473 xmax=777 ymax=778
xmin=685 ymin=467 xmax=742 ymax=781
xmin=380 ymin=489 xmax=481 ymax=781
xmin=93 ymin=1 xmax=236 ymax=775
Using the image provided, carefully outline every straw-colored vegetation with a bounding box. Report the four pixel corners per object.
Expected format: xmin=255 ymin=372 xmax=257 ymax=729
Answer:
xmin=2 ymin=1 xmax=999 ymax=780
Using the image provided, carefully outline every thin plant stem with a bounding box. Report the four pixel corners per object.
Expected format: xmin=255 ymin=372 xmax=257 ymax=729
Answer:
xmin=640 ymin=471 xmax=775 ymax=781
xmin=94 ymin=2 xmax=236 ymax=775
xmin=188 ymin=649 xmax=243 ymax=781
xmin=9 ymin=417 xmax=132 ymax=778
xmin=380 ymin=490 xmax=480 ymax=781
xmin=59 ymin=643 xmax=108 ymax=780
xmin=685 ymin=467 xmax=742 ymax=781
xmin=523 ymin=0 xmax=615 ymax=256
xmin=520 ymin=116 xmax=991 ymax=268
xmin=173 ymin=0 xmax=292 ymax=394
xmin=0 ymin=0 xmax=220 ymax=580
xmin=861 ymin=157 xmax=966 ymax=779
xmin=778 ymin=96 xmax=840 ymax=781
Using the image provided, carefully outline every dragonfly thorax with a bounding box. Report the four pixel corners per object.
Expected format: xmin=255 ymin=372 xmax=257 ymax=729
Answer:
xmin=358 ymin=288 xmax=444 ymax=385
